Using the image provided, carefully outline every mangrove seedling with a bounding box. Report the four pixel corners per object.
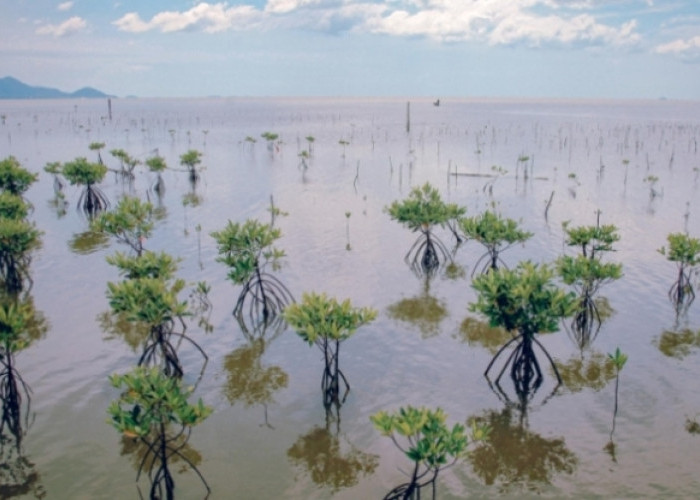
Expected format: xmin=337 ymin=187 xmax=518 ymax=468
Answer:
xmin=61 ymin=157 xmax=109 ymax=217
xmin=470 ymin=262 xmax=577 ymax=400
xmin=91 ymin=196 xmax=155 ymax=257
xmin=44 ymin=161 xmax=64 ymax=195
xmin=211 ymin=218 xmax=293 ymax=330
xmin=458 ymin=210 xmax=532 ymax=275
xmin=88 ymin=141 xmax=106 ymax=164
xmin=284 ymin=292 xmax=376 ymax=408
xmin=557 ymin=218 xmax=622 ymax=346
xmin=385 ymin=183 xmax=465 ymax=277
xmin=107 ymin=251 xmax=179 ymax=281
xmin=261 ymin=132 xmax=280 ymax=153
xmin=659 ymin=232 xmax=700 ymax=313
xmin=110 ymin=149 xmax=140 ymax=180
xmin=606 ymin=347 xmax=628 ymax=461
xmin=108 ymin=366 xmax=212 ymax=499
xmin=0 ymin=303 xmax=36 ymax=445
xmin=179 ymin=149 xmax=203 ymax=184
xmin=145 ymin=155 xmax=167 ymax=196
xmin=0 ymin=217 xmax=42 ymax=293
xmin=106 ymin=261 xmax=208 ymax=378
xmin=370 ymin=406 xmax=488 ymax=500
xmin=0 ymin=156 xmax=38 ymax=198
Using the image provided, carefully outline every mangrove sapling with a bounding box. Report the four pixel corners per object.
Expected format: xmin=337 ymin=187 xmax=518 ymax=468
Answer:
xmin=44 ymin=161 xmax=65 ymax=196
xmin=91 ymin=196 xmax=155 ymax=256
xmin=0 ymin=156 xmax=38 ymax=198
xmin=179 ymin=149 xmax=203 ymax=184
xmin=284 ymin=292 xmax=377 ymax=408
xmin=0 ymin=218 xmax=41 ymax=293
xmin=211 ymin=218 xmax=294 ymax=330
xmin=557 ymin=219 xmax=622 ymax=345
xmin=61 ymin=157 xmax=109 ymax=217
xmin=261 ymin=132 xmax=280 ymax=154
xmin=110 ymin=148 xmax=140 ymax=181
xmin=470 ymin=262 xmax=577 ymax=399
xmin=458 ymin=210 xmax=532 ymax=276
xmin=385 ymin=183 xmax=465 ymax=277
xmin=370 ymin=406 xmax=488 ymax=500
xmin=88 ymin=141 xmax=106 ymax=165
xmin=108 ymin=366 xmax=212 ymax=499
xmin=659 ymin=232 xmax=700 ymax=313
xmin=605 ymin=347 xmax=628 ymax=462
xmin=145 ymin=155 xmax=166 ymax=196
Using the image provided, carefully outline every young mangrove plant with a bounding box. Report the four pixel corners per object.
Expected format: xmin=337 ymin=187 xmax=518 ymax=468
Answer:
xmin=88 ymin=141 xmax=106 ymax=164
xmin=0 ymin=218 xmax=42 ymax=293
xmin=458 ymin=210 xmax=532 ymax=275
xmin=386 ymin=183 xmax=465 ymax=277
xmin=0 ymin=157 xmax=38 ymax=198
xmin=145 ymin=155 xmax=167 ymax=197
xmin=557 ymin=218 xmax=622 ymax=346
xmin=108 ymin=366 xmax=212 ymax=499
xmin=91 ymin=196 xmax=155 ymax=257
xmin=61 ymin=157 xmax=109 ymax=217
xmin=0 ymin=303 xmax=35 ymax=446
xmin=371 ymin=406 xmax=488 ymax=500
xmin=284 ymin=292 xmax=377 ymax=408
xmin=470 ymin=262 xmax=577 ymax=400
xmin=658 ymin=232 xmax=700 ymax=313
xmin=261 ymin=132 xmax=280 ymax=154
xmin=605 ymin=347 xmax=628 ymax=462
xmin=110 ymin=149 xmax=140 ymax=181
xmin=211 ymin=218 xmax=293 ymax=330
xmin=179 ymin=149 xmax=203 ymax=184
xmin=106 ymin=252 xmax=207 ymax=378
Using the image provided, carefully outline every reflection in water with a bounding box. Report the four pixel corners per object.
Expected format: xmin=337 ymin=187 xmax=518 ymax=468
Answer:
xmin=97 ymin=310 xmax=150 ymax=351
xmin=655 ymin=327 xmax=700 ymax=359
xmin=468 ymin=407 xmax=577 ymax=493
xmin=68 ymin=229 xmax=110 ymax=255
xmin=287 ymin=411 xmax=378 ymax=493
xmin=556 ymin=351 xmax=616 ymax=394
xmin=456 ymin=317 xmax=512 ymax=355
xmin=119 ymin=433 xmax=203 ymax=480
xmin=223 ymin=338 xmax=288 ymax=427
xmin=387 ymin=279 xmax=447 ymax=338
xmin=0 ymin=435 xmax=45 ymax=499
xmin=564 ymin=296 xmax=615 ymax=350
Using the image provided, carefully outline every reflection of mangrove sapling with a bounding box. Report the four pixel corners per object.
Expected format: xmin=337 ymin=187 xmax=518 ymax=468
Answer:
xmin=557 ymin=220 xmax=622 ymax=344
xmin=284 ymin=292 xmax=377 ymax=408
xmin=386 ymin=183 xmax=465 ymax=276
xmin=458 ymin=210 xmax=532 ymax=275
xmin=145 ymin=155 xmax=167 ymax=196
xmin=61 ymin=157 xmax=109 ymax=217
xmin=211 ymin=218 xmax=293 ymax=328
xmin=108 ymin=366 xmax=212 ymax=499
xmin=371 ymin=406 xmax=488 ymax=500
xmin=471 ymin=262 xmax=577 ymax=397
xmin=91 ymin=196 xmax=155 ymax=257
xmin=658 ymin=232 xmax=700 ymax=311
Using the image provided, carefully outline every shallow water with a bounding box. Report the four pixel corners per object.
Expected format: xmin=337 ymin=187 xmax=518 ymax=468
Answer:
xmin=2 ymin=96 xmax=700 ymax=499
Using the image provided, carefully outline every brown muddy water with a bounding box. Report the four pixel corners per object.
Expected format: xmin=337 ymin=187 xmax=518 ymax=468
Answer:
xmin=1 ymin=97 xmax=700 ymax=499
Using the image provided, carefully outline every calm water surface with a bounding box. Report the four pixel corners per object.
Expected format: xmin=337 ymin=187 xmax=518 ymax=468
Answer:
xmin=2 ymin=97 xmax=700 ymax=499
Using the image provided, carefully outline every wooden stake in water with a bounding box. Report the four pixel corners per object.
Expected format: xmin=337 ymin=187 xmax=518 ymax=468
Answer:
xmin=108 ymin=98 xmax=112 ymax=121
xmin=406 ymin=101 xmax=410 ymax=133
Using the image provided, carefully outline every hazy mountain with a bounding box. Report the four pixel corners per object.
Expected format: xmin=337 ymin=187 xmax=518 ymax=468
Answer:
xmin=0 ymin=76 xmax=111 ymax=99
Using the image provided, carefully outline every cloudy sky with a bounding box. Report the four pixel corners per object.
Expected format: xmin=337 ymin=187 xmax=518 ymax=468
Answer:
xmin=2 ymin=1 xmax=699 ymax=99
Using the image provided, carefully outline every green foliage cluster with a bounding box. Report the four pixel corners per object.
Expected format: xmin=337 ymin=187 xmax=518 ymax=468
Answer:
xmin=107 ymin=251 xmax=179 ymax=281
xmin=110 ymin=149 xmax=140 ymax=173
xmin=284 ymin=292 xmax=377 ymax=346
xmin=62 ymin=157 xmax=108 ymax=186
xmin=386 ymin=183 xmax=465 ymax=232
xmin=470 ymin=261 xmax=577 ymax=337
xmin=211 ymin=219 xmax=285 ymax=284
xmin=659 ymin=232 xmax=700 ymax=267
xmin=562 ymin=221 xmax=620 ymax=259
xmin=557 ymin=256 xmax=623 ymax=290
xmin=145 ymin=155 xmax=167 ymax=173
xmin=0 ymin=302 xmax=36 ymax=353
xmin=0 ymin=217 xmax=41 ymax=256
xmin=180 ymin=150 xmax=202 ymax=170
xmin=0 ymin=192 xmax=30 ymax=220
xmin=459 ymin=211 xmax=532 ymax=248
xmin=108 ymin=366 xmax=211 ymax=438
xmin=91 ymin=196 xmax=155 ymax=254
xmin=0 ymin=156 xmax=38 ymax=196
xmin=107 ymin=277 xmax=188 ymax=327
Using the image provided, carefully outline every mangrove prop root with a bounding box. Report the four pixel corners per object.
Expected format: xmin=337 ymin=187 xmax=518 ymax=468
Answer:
xmin=404 ymin=232 xmax=452 ymax=277
xmin=76 ymin=185 xmax=109 ymax=218
xmin=234 ymin=272 xmax=294 ymax=329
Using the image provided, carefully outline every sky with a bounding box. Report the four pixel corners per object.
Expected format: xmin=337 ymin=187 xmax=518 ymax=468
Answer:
xmin=2 ymin=0 xmax=700 ymax=99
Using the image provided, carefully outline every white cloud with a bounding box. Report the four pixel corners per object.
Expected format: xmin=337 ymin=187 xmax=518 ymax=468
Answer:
xmin=35 ymin=16 xmax=87 ymax=37
xmin=265 ymin=0 xmax=325 ymax=15
xmin=113 ymin=2 xmax=261 ymax=33
xmin=655 ymin=36 xmax=700 ymax=59
xmin=58 ymin=1 xmax=74 ymax=11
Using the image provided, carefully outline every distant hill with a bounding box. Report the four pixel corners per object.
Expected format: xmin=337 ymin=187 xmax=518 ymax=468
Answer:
xmin=0 ymin=76 xmax=112 ymax=99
